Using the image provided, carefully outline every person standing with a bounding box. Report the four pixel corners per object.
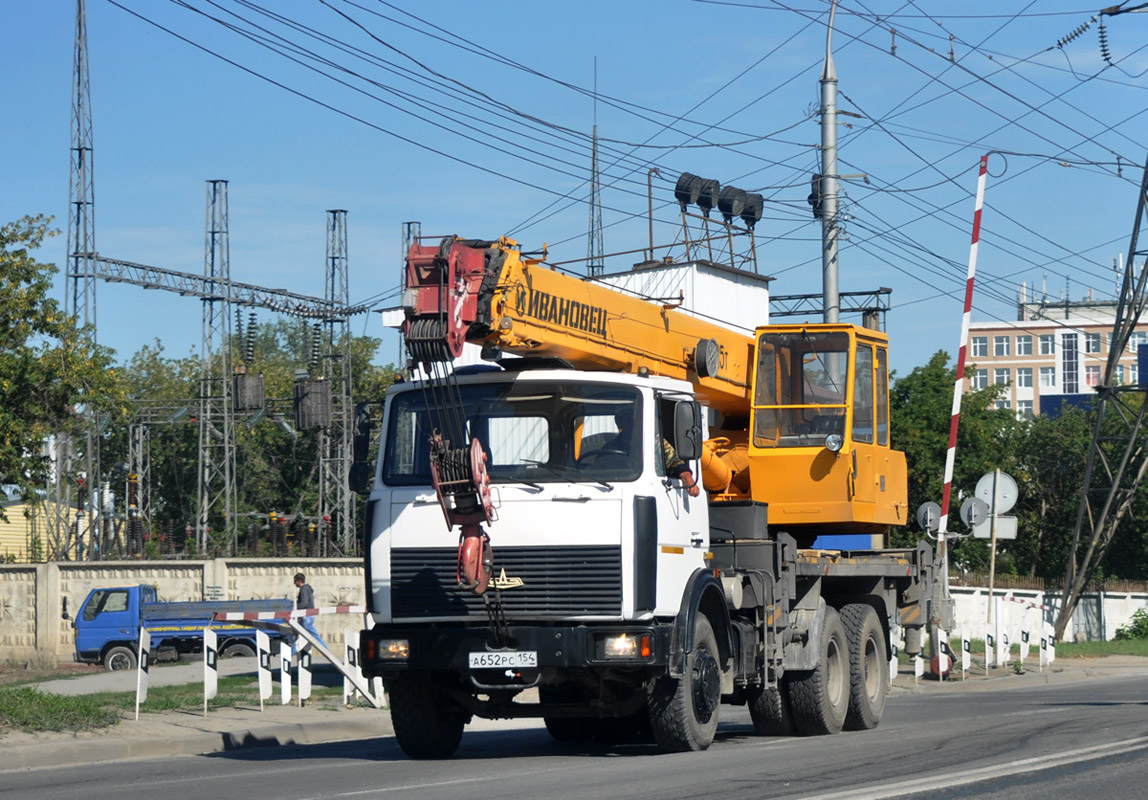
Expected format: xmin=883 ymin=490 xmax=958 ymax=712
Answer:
xmin=293 ymin=572 xmax=326 ymax=650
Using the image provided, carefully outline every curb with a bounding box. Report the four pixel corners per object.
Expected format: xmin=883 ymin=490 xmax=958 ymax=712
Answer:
xmin=4 ymin=716 xmax=395 ymax=772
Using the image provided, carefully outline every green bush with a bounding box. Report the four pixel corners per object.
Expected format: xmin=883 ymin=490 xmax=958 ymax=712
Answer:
xmin=1115 ymin=608 xmax=1148 ymax=640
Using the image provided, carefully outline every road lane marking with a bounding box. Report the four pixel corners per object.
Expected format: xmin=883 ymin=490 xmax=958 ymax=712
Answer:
xmin=792 ymin=735 xmax=1148 ymax=800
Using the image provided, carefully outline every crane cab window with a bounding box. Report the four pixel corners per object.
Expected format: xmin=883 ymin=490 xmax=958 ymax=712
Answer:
xmin=853 ymin=344 xmax=874 ymax=444
xmin=753 ymin=331 xmax=849 ymax=448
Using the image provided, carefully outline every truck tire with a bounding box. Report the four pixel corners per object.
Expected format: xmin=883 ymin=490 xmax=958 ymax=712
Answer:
xmin=840 ymin=603 xmax=888 ymax=730
xmin=748 ymin=684 xmax=793 ymax=736
xmin=787 ymin=607 xmax=848 ymax=736
xmin=388 ymin=672 xmax=467 ymax=759
xmin=648 ymin=614 xmax=721 ymax=752
xmin=221 ymin=642 xmax=256 ymax=659
xmin=104 ymin=646 xmax=137 ymax=672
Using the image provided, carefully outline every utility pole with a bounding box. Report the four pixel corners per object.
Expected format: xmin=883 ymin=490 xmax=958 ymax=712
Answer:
xmin=819 ymin=0 xmax=841 ymax=324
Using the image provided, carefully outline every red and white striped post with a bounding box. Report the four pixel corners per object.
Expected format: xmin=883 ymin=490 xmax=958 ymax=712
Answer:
xmin=932 ymin=154 xmax=990 ymax=676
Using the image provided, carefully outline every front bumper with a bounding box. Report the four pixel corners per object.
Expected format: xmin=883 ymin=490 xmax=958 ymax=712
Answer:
xmin=360 ymin=623 xmax=672 ymax=676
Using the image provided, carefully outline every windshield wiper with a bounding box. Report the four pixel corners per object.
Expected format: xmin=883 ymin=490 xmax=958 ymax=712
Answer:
xmin=519 ymin=460 xmax=614 ymax=492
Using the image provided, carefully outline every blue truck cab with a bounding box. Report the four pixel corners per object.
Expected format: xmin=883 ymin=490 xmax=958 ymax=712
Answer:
xmin=70 ymin=584 xmax=292 ymax=671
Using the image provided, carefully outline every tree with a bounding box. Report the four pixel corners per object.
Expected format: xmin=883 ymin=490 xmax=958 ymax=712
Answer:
xmin=0 ymin=216 xmax=121 ymax=519
xmin=888 ymin=351 xmax=1022 ymax=572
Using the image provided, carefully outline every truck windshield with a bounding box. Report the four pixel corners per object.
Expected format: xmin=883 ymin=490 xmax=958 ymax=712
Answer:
xmin=753 ymin=330 xmax=850 ymax=448
xmin=383 ymin=381 xmax=643 ymax=485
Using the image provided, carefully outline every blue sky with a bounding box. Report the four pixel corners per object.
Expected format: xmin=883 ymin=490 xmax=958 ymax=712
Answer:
xmin=4 ymin=1 xmax=1148 ymax=376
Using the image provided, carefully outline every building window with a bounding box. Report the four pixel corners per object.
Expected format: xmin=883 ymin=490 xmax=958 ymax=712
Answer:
xmin=1063 ymin=334 xmax=1078 ymax=393
xmin=1016 ymin=367 xmax=1033 ymax=388
xmin=1132 ymin=362 xmax=1140 ymax=384
xmin=1016 ymin=335 xmax=1032 ymax=356
xmin=1085 ymin=365 xmax=1101 ymax=387
xmin=972 ymin=369 xmax=989 ymax=390
xmin=971 ymin=336 xmax=988 ymax=358
xmin=1129 ymin=331 xmax=1147 ymax=353
xmin=1039 ymin=334 xmax=1055 ymax=355
xmin=994 ymin=398 xmax=1011 ymax=410
xmin=1016 ymin=400 xmax=1034 ymax=419
xmin=1039 ymin=366 xmax=1056 ymax=388
xmin=994 ymin=335 xmax=1011 ymax=357
xmin=994 ymin=368 xmax=1010 ymax=385
xmin=1115 ymin=364 xmax=1125 ymax=385
xmin=1085 ymin=332 xmax=1102 ymax=354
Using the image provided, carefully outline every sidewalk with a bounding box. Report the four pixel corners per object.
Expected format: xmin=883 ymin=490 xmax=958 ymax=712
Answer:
xmin=3 ymin=655 xmax=1143 ymax=772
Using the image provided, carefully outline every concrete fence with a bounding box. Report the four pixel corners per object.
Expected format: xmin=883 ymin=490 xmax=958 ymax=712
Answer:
xmin=0 ymin=559 xmax=363 ymax=664
xmin=950 ymin=585 xmax=1148 ymax=643
xmin=3 ymin=561 xmax=1147 ymax=664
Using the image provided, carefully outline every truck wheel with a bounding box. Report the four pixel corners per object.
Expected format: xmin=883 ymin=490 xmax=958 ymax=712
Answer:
xmin=840 ymin=604 xmax=889 ymax=730
xmin=221 ymin=642 xmax=256 ymax=659
xmin=104 ymin=646 xmax=137 ymax=672
xmin=387 ymin=672 xmax=467 ymax=759
xmin=748 ymin=684 xmax=793 ymax=736
xmin=648 ymin=614 xmax=721 ymax=752
xmin=788 ymin=607 xmax=848 ymax=736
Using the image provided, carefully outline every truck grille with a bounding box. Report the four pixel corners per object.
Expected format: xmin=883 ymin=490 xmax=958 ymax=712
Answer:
xmin=390 ymin=545 xmax=622 ymax=619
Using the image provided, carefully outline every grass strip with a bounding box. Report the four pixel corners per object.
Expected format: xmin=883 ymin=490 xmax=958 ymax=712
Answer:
xmin=0 ymin=686 xmax=120 ymax=733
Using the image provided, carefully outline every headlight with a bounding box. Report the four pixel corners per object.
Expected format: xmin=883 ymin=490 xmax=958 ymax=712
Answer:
xmin=824 ymin=433 xmax=843 ymax=453
xmin=600 ymin=633 xmax=652 ymax=659
xmin=376 ymin=639 xmax=410 ymax=660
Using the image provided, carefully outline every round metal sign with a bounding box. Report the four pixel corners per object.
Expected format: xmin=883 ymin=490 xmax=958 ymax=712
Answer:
xmin=975 ymin=471 xmax=1018 ymax=514
xmin=960 ymin=496 xmax=990 ymax=527
xmin=916 ymin=501 xmax=942 ymax=532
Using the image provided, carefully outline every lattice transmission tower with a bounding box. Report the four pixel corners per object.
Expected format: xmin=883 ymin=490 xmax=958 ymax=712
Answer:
xmin=196 ymin=180 xmax=238 ymax=554
xmin=50 ymin=0 xmax=100 ymax=560
xmin=318 ymin=209 xmax=355 ymax=554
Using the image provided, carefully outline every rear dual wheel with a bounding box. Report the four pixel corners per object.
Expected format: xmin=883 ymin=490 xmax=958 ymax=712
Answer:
xmin=840 ymin=603 xmax=889 ymax=730
xmin=788 ymin=607 xmax=849 ymax=735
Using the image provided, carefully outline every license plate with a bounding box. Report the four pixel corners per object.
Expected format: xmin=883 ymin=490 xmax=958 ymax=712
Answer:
xmin=468 ymin=650 xmax=538 ymax=669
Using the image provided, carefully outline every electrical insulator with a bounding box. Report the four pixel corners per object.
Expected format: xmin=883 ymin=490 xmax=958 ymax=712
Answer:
xmin=310 ymin=323 xmax=322 ymax=372
xmin=246 ymin=311 xmax=257 ymax=364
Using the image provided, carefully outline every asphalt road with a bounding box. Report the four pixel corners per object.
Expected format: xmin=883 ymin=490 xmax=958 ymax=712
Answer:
xmin=3 ymin=674 xmax=1146 ymax=800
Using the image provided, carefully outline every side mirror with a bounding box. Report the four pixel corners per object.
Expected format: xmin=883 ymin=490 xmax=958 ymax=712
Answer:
xmin=349 ymin=461 xmax=373 ymax=495
xmin=61 ymin=596 xmax=71 ymax=621
xmin=349 ymin=402 xmax=374 ymax=494
xmin=673 ymin=401 xmax=702 ymax=460
xmin=353 ymin=402 xmax=372 ymax=463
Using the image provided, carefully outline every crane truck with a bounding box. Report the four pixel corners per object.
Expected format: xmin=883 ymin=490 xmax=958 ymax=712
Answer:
xmin=353 ymin=235 xmax=944 ymax=758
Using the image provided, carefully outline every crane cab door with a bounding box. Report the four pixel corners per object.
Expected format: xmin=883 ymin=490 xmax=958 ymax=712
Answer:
xmin=849 ymin=336 xmax=889 ymax=511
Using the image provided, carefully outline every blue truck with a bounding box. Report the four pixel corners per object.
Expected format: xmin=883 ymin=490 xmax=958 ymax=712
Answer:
xmin=68 ymin=584 xmax=293 ymax=671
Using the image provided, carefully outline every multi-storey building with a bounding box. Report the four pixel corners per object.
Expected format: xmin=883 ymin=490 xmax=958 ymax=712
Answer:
xmin=965 ymin=297 xmax=1148 ymax=417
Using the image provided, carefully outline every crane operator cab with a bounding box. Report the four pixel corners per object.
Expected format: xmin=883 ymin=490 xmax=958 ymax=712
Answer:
xmin=746 ymin=324 xmax=907 ymax=538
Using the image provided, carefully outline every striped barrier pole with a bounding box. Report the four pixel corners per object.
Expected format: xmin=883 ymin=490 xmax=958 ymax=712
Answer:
xmin=935 ymin=154 xmax=990 ymax=675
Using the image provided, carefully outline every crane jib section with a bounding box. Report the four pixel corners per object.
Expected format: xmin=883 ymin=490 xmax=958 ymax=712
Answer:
xmin=401 ymin=236 xmax=755 ymax=414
